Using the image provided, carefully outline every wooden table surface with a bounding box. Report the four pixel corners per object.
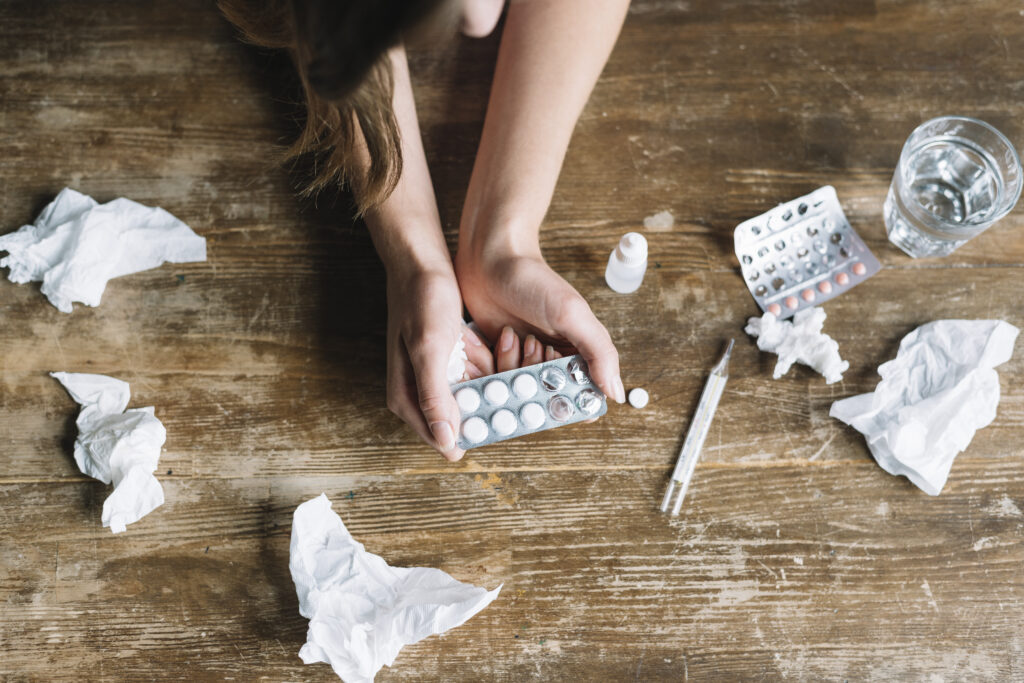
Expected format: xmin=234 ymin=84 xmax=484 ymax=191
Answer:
xmin=3 ymin=1 xmax=1024 ymax=680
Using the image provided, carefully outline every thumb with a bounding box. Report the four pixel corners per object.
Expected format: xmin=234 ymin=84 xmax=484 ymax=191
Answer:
xmin=555 ymin=296 xmax=625 ymax=404
xmin=408 ymin=336 xmax=465 ymax=460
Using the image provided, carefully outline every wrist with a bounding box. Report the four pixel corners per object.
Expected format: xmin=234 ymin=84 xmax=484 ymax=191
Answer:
xmin=367 ymin=220 xmax=454 ymax=283
xmin=458 ymin=215 xmax=541 ymax=269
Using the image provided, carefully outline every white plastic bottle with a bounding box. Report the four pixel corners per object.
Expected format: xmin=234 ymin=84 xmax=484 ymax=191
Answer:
xmin=604 ymin=232 xmax=648 ymax=293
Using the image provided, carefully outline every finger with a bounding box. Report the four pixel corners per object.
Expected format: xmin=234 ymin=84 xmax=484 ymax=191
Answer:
xmin=388 ymin=337 xmax=464 ymax=459
xmin=522 ymin=334 xmax=544 ymax=367
xmin=496 ymin=325 xmax=522 ymax=373
xmin=462 ymin=325 xmax=495 ymax=376
xmin=465 ymin=359 xmax=485 ymax=380
xmin=406 ymin=335 xmax=466 ymax=461
xmin=555 ymin=298 xmax=624 ymax=403
xmin=544 ymin=344 xmax=562 ymax=361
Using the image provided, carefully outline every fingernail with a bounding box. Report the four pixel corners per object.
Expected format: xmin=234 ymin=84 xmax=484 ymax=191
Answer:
xmin=465 ymin=329 xmax=483 ymax=346
xmin=524 ymin=335 xmax=536 ymax=357
xmin=613 ymin=376 xmax=626 ymax=404
xmin=430 ymin=421 xmax=456 ymax=451
xmin=500 ymin=326 xmax=514 ymax=352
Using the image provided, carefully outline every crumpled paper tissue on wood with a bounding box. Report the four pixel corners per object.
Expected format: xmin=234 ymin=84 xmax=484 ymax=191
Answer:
xmin=745 ymin=307 xmax=849 ymax=384
xmin=290 ymin=493 xmax=501 ymax=682
xmin=830 ymin=319 xmax=1019 ymax=495
xmin=0 ymin=187 xmax=206 ymax=312
xmin=51 ymin=372 xmax=166 ymax=532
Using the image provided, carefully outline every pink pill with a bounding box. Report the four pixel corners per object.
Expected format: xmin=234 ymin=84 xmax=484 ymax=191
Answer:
xmin=785 ymin=296 xmax=798 ymax=309
xmin=852 ymin=262 xmax=867 ymax=276
xmin=768 ymin=303 xmax=782 ymax=315
xmin=835 ymin=272 xmax=850 ymax=286
xmin=818 ymin=281 xmax=833 ymax=294
xmin=801 ymin=288 xmax=815 ymax=302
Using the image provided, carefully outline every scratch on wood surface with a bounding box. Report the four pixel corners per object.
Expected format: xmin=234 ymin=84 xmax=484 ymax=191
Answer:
xmin=806 ymin=431 xmax=836 ymax=461
xmin=921 ymin=580 xmax=940 ymax=612
xmin=51 ymin=330 xmax=68 ymax=369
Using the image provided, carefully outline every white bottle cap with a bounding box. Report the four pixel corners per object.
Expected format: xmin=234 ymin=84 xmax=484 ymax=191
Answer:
xmin=616 ymin=232 xmax=648 ymax=266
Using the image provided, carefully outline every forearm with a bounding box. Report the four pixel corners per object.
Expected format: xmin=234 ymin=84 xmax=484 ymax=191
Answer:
xmin=459 ymin=0 xmax=630 ymax=258
xmin=362 ymin=46 xmax=452 ymax=279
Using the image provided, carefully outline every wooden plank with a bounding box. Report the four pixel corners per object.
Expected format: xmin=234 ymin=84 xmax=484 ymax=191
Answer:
xmin=3 ymin=267 xmax=1021 ymax=479
xmin=2 ymin=467 xmax=1023 ymax=679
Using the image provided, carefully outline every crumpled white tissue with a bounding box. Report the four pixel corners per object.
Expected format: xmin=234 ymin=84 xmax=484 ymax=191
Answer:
xmin=51 ymin=372 xmax=166 ymax=532
xmin=447 ymin=338 xmax=467 ymax=384
xmin=290 ymin=494 xmax=501 ymax=682
xmin=830 ymin=320 xmax=1019 ymax=495
xmin=0 ymin=187 xmax=206 ymax=312
xmin=745 ymin=307 xmax=849 ymax=383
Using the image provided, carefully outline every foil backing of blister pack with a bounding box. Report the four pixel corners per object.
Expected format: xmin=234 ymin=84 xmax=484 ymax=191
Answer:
xmin=451 ymin=354 xmax=607 ymax=450
xmin=734 ymin=186 xmax=881 ymax=319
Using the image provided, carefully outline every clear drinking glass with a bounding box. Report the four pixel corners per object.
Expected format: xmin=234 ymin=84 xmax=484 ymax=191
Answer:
xmin=884 ymin=116 xmax=1022 ymax=258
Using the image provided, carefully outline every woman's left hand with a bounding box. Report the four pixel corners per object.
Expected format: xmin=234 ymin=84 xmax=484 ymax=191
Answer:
xmin=454 ymin=240 xmax=625 ymax=404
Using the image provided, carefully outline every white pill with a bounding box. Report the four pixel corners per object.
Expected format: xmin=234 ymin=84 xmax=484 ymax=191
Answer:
xmin=490 ymin=409 xmax=517 ymax=436
xmin=483 ymin=380 xmax=510 ymax=405
xmin=520 ymin=402 xmax=546 ymax=430
xmin=512 ymin=373 xmax=538 ymax=399
xmin=455 ymin=387 xmax=481 ymax=413
xmin=628 ymin=387 xmax=649 ymax=409
xmin=461 ymin=416 xmax=488 ymax=444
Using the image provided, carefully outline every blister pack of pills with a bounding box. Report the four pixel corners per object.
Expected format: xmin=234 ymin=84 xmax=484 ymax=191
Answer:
xmin=734 ymin=186 xmax=881 ymax=319
xmin=451 ymin=354 xmax=607 ymax=450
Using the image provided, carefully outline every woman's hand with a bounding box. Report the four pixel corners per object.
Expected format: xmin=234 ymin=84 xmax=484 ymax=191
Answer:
xmin=455 ymin=239 xmax=625 ymax=404
xmin=383 ymin=263 xmax=494 ymax=461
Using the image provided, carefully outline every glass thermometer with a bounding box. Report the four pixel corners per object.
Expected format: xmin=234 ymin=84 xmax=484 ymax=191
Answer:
xmin=661 ymin=339 xmax=734 ymax=516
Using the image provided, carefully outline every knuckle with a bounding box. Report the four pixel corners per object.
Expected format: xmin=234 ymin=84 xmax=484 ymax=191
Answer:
xmin=417 ymin=391 xmax=448 ymax=419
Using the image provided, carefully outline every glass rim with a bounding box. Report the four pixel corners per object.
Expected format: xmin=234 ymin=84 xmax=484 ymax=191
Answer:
xmin=897 ymin=115 xmax=1023 ymax=228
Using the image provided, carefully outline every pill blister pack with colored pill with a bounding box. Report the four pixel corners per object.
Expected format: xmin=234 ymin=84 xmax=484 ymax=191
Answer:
xmin=451 ymin=354 xmax=607 ymax=450
xmin=733 ymin=185 xmax=881 ymax=319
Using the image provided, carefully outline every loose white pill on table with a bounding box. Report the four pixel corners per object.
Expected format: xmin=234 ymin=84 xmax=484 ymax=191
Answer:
xmin=455 ymin=387 xmax=481 ymax=413
xmin=483 ymin=380 xmax=510 ymax=405
xmin=628 ymin=387 xmax=649 ymax=409
xmin=490 ymin=408 xmax=517 ymax=436
xmin=461 ymin=416 xmax=488 ymax=444
xmin=520 ymin=402 xmax=546 ymax=429
xmin=512 ymin=373 xmax=538 ymax=399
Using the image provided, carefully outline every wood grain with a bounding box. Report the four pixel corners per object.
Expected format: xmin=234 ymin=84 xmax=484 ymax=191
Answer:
xmin=3 ymin=0 xmax=1024 ymax=680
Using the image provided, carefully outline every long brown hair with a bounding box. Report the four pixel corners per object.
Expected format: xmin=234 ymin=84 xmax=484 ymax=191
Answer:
xmin=219 ymin=0 xmax=449 ymax=215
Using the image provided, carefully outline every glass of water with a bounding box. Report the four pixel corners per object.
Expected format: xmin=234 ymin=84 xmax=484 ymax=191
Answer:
xmin=884 ymin=116 xmax=1022 ymax=258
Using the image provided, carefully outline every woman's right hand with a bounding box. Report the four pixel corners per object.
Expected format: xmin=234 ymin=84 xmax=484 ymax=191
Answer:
xmin=383 ymin=263 xmax=493 ymax=461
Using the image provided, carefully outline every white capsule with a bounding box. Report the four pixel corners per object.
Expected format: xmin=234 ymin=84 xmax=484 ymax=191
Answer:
xmin=483 ymin=380 xmax=510 ymax=405
xmin=490 ymin=409 xmax=517 ymax=436
xmin=512 ymin=373 xmax=538 ymax=399
xmin=628 ymin=387 xmax=649 ymax=409
xmin=461 ymin=416 xmax=488 ymax=444
xmin=520 ymin=402 xmax=546 ymax=430
xmin=455 ymin=387 xmax=481 ymax=414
